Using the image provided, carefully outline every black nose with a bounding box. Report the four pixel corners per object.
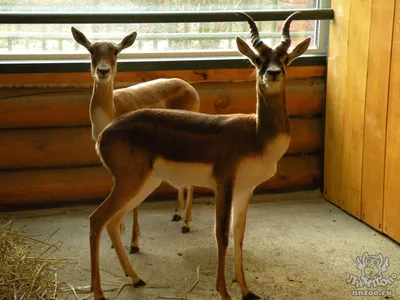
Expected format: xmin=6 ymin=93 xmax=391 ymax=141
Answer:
xmin=98 ymin=67 xmax=110 ymax=76
xmin=267 ymin=69 xmax=282 ymax=77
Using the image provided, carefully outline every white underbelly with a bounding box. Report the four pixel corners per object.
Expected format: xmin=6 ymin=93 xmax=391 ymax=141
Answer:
xmin=152 ymin=158 xmax=215 ymax=188
xmin=234 ymin=157 xmax=277 ymax=192
xmin=234 ymin=134 xmax=290 ymax=192
xmin=151 ymin=134 xmax=289 ymax=192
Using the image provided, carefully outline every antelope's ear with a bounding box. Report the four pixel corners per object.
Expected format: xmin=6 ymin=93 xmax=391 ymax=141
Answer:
xmin=236 ymin=36 xmax=258 ymax=65
xmin=116 ymin=32 xmax=137 ymax=54
xmin=71 ymin=27 xmax=92 ymax=50
xmin=287 ymin=36 xmax=311 ymax=65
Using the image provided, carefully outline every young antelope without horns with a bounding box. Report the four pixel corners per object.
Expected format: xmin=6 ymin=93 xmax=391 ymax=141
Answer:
xmin=71 ymin=27 xmax=200 ymax=254
xmin=90 ymin=11 xmax=311 ymax=300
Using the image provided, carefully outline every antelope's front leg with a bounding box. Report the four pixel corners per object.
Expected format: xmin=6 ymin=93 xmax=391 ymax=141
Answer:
xmin=215 ymin=181 xmax=234 ymax=300
xmin=233 ymin=188 xmax=260 ymax=300
xmin=130 ymin=207 xmax=140 ymax=254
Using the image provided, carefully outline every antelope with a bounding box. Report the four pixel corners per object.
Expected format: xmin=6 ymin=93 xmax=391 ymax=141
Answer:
xmin=71 ymin=27 xmax=200 ymax=254
xmin=90 ymin=12 xmax=310 ymax=300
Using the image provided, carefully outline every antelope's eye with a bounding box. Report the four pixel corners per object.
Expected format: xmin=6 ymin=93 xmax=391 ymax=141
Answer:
xmin=114 ymin=49 xmax=119 ymax=56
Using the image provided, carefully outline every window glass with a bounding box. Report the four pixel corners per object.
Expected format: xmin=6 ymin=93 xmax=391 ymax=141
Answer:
xmin=0 ymin=0 xmax=324 ymax=58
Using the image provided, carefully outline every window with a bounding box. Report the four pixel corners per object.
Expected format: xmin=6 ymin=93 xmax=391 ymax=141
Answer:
xmin=0 ymin=0 xmax=330 ymax=60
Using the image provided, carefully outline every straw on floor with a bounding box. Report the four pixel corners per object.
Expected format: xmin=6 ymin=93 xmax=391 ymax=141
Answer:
xmin=0 ymin=220 xmax=65 ymax=300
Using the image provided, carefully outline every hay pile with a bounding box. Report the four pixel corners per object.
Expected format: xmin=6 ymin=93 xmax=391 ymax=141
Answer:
xmin=0 ymin=220 xmax=131 ymax=300
xmin=0 ymin=220 xmax=65 ymax=300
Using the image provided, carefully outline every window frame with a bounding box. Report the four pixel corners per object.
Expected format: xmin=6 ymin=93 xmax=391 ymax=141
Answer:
xmin=0 ymin=4 xmax=333 ymax=73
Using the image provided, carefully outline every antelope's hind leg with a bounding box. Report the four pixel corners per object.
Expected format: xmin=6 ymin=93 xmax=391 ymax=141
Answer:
xmin=129 ymin=207 xmax=140 ymax=254
xmin=110 ymin=202 xmax=140 ymax=255
xmin=107 ymin=212 xmax=142 ymax=282
xmin=110 ymin=218 xmax=126 ymax=250
xmin=90 ymin=184 xmax=136 ymax=300
xmin=90 ymin=174 xmax=161 ymax=300
xmin=172 ymin=186 xmax=185 ymax=222
xmin=106 ymin=177 xmax=161 ymax=282
xmin=181 ymin=186 xmax=193 ymax=234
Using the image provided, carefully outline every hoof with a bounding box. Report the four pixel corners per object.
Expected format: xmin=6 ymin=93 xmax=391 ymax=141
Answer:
xmin=181 ymin=226 xmax=190 ymax=234
xmin=134 ymin=279 xmax=146 ymax=288
xmin=243 ymin=291 xmax=261 ymax=300
xmin=90 ymin=288 xmax=107 ymax=300
xmin=130 ymin=246 xmax=140 ymax=254
xmin=172 ymin=214 xmax=182 ymax=222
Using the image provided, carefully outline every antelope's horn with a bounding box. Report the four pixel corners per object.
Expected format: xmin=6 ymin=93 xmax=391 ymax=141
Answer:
xmin=280 ymin=11 xmax=301 ymax=51
xmin=235 ymin=12 xmax=267 ymax=50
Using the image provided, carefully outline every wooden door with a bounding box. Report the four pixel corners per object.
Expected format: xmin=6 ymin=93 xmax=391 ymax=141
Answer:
xmin=324 ymin=0 xmax=400 ymax=243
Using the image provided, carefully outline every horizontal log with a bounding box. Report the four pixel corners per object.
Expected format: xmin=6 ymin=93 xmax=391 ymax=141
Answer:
xmin=0 ymin=127 xmax=97 ymax=169
xmin=0 ymin=88 xmax=91 ymax=128
xmin=0 ymin=65 xmax=325 ymax=86
xmin=0 ymin=79 xmax=325 ymax=129
xmin=0 ymin=118 xmax=323 ymax=170
xmin=197 ymin=79 xmax=325 ymax=116
xmin=0 ymin=155 xmax=321 ymax=207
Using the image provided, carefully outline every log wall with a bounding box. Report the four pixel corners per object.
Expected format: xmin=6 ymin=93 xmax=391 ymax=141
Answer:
xmin=0 ymin=65 xmax=325 ymax=207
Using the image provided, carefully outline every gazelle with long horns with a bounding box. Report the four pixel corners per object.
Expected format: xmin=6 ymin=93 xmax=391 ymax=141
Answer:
xmin=71 ymin=27 xmax=200 ymax=254
xmin=90 ymin=12 xmax=310 ymax=300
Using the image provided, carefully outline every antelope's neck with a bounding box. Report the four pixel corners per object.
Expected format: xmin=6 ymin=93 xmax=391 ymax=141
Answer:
xmin=90 ymin=80 xmax=115 ymax=140
xmin=255 ymin=81 xmax=291 ymax=146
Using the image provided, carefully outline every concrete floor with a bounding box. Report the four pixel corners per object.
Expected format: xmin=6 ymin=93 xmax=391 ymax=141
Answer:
xmin=1 ymin=191 xmax=399 ymax=300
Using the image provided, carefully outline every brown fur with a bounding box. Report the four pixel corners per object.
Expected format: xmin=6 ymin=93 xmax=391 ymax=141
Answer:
xmin=99 ymin=91 xmax=289 ymax=178
xmin=114 ymin=78 xmax=199 ymax=115
xmin=215 ymin=179 xmax=234 ymax=298
xmin=71 ymin=27 xmax=200 ymax=254
xmin=89 ymin=12 xmax=311 ymax=300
